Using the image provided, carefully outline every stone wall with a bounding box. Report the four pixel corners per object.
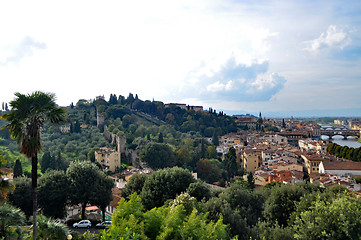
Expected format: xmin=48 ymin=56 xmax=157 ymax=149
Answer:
xmin=103 ymin=126 xmax=142 ymax=168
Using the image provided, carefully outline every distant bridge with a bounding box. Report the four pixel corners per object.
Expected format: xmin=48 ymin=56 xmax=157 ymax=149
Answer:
xmin=320 ymin=129 xmax=360 ymax=139
xmin=320 ymin=126 xmax=348 ymax=130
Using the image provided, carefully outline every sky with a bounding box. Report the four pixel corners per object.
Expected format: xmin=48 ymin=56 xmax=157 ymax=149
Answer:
xmin=1 ymin=0 xmax=361 ymax=117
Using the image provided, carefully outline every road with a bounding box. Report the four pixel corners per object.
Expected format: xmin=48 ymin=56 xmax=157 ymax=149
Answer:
xmin=69 ymin=226 xmax=102 ymax=235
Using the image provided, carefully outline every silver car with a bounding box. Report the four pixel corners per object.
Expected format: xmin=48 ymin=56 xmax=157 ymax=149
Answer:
xmin=73 ymin=220 xmax=91 ymax=228
xmin=96 ymin=221 xmax=112 ymax=229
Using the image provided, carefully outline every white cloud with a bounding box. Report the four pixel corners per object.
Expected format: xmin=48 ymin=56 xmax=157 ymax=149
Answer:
xmin=0 ymin=36 xmax=46 ymax=66
xmin=305 ymin=25 xmax=351 ymax=53
xmin=181 ymin=55 xmax=287 ymax=102
xmin=206 ymin=80 xmax=234 ymax=92
xmin=248 ymin=72 xmax=286 ymax=92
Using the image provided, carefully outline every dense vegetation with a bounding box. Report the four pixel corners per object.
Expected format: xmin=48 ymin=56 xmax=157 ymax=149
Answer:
xmin=104 ymin=169 xmax=361 ymax=240
xmin=8 ymin=161 xmax=113 ymax=221
xmin=327 ymin=142 xmax=361 ymax=161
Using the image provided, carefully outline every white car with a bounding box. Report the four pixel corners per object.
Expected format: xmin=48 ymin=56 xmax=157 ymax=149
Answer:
xmin=73 ymin=220 xmax=91 ymax=228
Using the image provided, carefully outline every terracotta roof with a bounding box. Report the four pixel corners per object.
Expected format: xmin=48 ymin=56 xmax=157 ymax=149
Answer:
xmin=110 ymin=196 xmax=122 ymax=208
xmin=322 ymin=161 xmax=361 ymax=171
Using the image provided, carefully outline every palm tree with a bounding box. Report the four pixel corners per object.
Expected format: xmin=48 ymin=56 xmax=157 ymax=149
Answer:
xmin=0 ymin=203 xmax=26 ymax=239
xmin=1 ymin=91 xmax=66 ymax=240
xmin=37 ymin=214 xmax=69 ymax=240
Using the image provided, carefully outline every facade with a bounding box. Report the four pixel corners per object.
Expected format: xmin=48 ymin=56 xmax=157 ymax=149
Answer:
xmin=263 ymin=134 xmax=288 ymax=145
xmin=95 ymin=147 xmax=121 ymax=172
xmin=242 ymin=149 xmax=262 ymax=172
xmin=235 ymin=117 xmax=257 ymax=128
xmin=301 ymin=153 xmax=325 ymax=174
xmin=299 ymin=139 xmax=327 ymax=153
xmin=273 ymin=163 xmax=304 ymax=172
xmin=165 ymin=103 xmax=203 ymax=112
xmin=278 ymin=131 xmax=307 ymax=146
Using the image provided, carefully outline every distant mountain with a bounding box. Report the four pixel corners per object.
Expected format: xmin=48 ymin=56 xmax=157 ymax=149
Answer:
xmin=227 ymin=108 xmax=361 ymax=118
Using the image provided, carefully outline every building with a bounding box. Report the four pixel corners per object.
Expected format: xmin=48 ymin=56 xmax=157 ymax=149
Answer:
xmin=299 ymin=139 xmax=327 ymax=153
xmin=278 ymin=131 xmax=307 ymax=146
xmin=272 ymin=162 xmax=304 ymax=172
xmin=165 ymin=103 xmax=203 ymax=112
xmin=319 ymin=160 xmax=361 ymax=176
xmin=241 ymin=149 xmax=262 ymax=172
xmin=95 ymin=147 xmax=121 ymax=172
xmin=263 ymin=134 xmax=288 ymax=145
xmin=235 ymin=117 xmax=257 ymax=128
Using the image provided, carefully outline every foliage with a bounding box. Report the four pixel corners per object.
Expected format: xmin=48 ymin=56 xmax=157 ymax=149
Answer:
xmin=252 ymin=221 xmax=294 ymax=240
xmin=223 ymin=146 xmax=238 ymax=181
xmin=13 ymin=159 xmax=23 ymax=178
xmin=187 ymin=181 xmax=212 ymax=201
xmin=140 ymin=143 xmax=176 ymax=169
xmin=101 ymin=193 xmax=229 ymax=240
xmin=8 ymin=177 xmax=33 ymax=216
xmin=327 ymin=142 xmax=361 ymax=161
xmin=40 ymin=151 xmax=68 ymax=173
xmin=263 ymin=182 xmax=319 ymax=227
xmin=292 ymin=193 xmax=361 ymax=240
xmin=38 ymin=170 xmax=69 ymax=219
xmin=196 ymin=158 xmax=223 ymax=184
xmin=67 ymin=161 xmax=114 ymax=219
xmin=37 ymin=214 xmax=69 ymax=240
xmin=121 ymin=173 xmax=149 ymax=199
xmin=0 ymin=203 xmax=26 ymax=239
xmin=140 ymin=167 xmax=195 ymax=210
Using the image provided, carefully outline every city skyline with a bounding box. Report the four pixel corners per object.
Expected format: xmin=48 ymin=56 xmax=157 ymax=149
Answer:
xmin=1 ymin=0 xmax=360 ymax=117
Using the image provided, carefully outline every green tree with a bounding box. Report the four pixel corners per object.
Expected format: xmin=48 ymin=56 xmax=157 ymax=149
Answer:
xmin=121 ymin=173 xmax=149 ymax=199
xmin=74 ymin=120 xmax=81 ymax=133
xmin=247 ymin=172 xmax=255 ymax=190
xmin=141 ymin=167 xmax=195 ymax=210
xmin=206 ymin=145 xmax=218 ymax=159
xmin=263 ymin=183 xmax=312 ymax=227
xmin=38 ymin=170 xmax=69 ymax=219
xmin=212 ymin=130 xmax=219 ymax=146
xmin=187 ymin=180 xmax=212 ymax=201
xmin=13 ymin=159 xmax=23 ymax=178
xmin=224 ymin=146 xmax=238 ymax=180
xmin=158 ymin=132 xmax=163 ymax=143
xmin=175 ymin=147 xmax=190 ymax=167
xmin=1 ymin=91 xmax=66 ymax=240
xmin=196 ymin=158 xmax=223 ymax=184
xmin=8 ymin=177 xmax=33 ymax=216
xmin=37 ymin=215 xmax=69 ymax=240
xmin=67 ymin=161 xmax=113 ymax=219
xmin=0 ymin=203 xmax=26 ymax=239
xmin=101 ymin=193 xmax=146 ymax=240
xmin=293 ymin=193 xmax=361 ymax=240
xmin=91 ymin=170 xmax=114 ymax=222
xmin=40 ymin=151 xmax=52 ymax=173
xmin=205 ymin=196 xmax=250 ymax=239
xmin=140 ymin=142 xmax=176 ymax=169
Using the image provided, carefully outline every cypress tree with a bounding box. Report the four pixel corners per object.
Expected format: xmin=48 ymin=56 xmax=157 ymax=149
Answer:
xmin=13 ymin=159 xmax=23 ymax=178
xmin=158 ymin=132 xmax=164 ymax=143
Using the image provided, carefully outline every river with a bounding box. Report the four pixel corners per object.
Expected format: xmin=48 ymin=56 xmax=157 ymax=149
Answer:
xmin=319 ymin=125 xmax=361 ymax=148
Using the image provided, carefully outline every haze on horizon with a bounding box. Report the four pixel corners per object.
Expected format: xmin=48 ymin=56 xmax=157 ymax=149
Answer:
xmin=1 ymin=0 xmax=360 ymax=117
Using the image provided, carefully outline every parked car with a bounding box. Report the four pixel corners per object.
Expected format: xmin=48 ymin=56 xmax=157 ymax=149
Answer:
xmin=96 ymin=221 xmax=112 ymax=229
xmin=73 ymin=220 xmax=91 ymax=228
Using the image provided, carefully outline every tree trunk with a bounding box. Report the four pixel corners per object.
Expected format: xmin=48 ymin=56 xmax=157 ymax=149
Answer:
xmin=32 ymin=155 xmax=38 ymax=240
xmin=102 ymin=206 xmax=106 ymax=222
xmin=82 ymin=202 xmax=86 ymax=220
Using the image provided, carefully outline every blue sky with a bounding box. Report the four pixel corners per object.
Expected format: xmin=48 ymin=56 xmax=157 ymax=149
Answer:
xmin=0 ymin=0 xmax=360 ymax=117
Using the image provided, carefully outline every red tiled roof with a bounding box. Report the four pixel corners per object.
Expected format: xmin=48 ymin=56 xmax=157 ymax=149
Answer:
xmin=322 ymin=161 xmax=361 ymax=171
